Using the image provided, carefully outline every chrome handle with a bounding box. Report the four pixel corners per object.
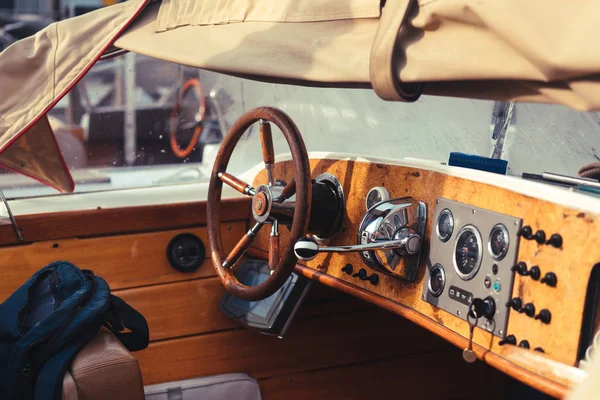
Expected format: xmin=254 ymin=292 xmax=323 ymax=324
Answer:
xmin=294 ymin=233 xmax=422 ymax=261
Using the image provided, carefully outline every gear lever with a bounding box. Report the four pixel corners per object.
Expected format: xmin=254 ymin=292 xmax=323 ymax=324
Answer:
xmin=293 ymin=232 xmax=422 ymax=261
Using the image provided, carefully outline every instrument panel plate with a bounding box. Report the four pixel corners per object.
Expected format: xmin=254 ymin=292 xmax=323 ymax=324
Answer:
xmin=422 ymin=198 xmax=522 ymax=338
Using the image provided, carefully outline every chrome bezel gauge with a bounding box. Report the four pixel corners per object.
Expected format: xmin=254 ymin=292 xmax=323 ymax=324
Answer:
xmin=436 ymin=208 xmax=454 ymax=242
xmin=453 ymin=225 xmax=483 ymax=281
xmin=488 ymin=223 xmax=510 ymax=261
xmin=428 ymin=264 xmax=446 ymax=297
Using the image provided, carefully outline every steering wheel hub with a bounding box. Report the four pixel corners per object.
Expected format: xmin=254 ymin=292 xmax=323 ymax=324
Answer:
xmin=252 ymin=186 xmax=272 ymax=221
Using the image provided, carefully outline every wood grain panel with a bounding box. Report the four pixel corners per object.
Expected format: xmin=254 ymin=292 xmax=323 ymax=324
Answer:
xmin=285 ymin=261 xmax=570 ymax=399
xmin=0 ymin=223 xmax=246 ymax=301
xmin=114 ymin=276 xmax=371 ymax=342
xmin=259 ymin=351 xmax=504 ymax=400
xmin=251 ymin=158 xmax=600 ymax=394
xmin=136 ymin=308 xmax=451 ymax=385
xmin=0 ymin=197 xmax=251 ymax=245
xmin=115 ymin=277 xmax=237 ymax=341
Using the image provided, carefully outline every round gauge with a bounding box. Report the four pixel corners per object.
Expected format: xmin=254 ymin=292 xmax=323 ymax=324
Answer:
xmin=436 ymin=209 xmax=454 ymax=242
xmin=488 ymin=224 xmax=510 ymax=260
xmin=453 ymin=225 xmax=483 ymax=280
xmin=365 ymin=187 xmax=390 ymax=209
xmin=428 ymin=264 xmax=446 ymax=297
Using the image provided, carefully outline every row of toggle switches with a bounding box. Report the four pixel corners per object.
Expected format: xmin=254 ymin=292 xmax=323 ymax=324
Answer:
xmin=498 ymin=335 xmax=545 ymax=352
xmin=341 ymin=264 xmax=379 ymax=286
xmin=511 ymin=262 xmax=557 ymax=287
xmin=517 ymin=227 xmax=562 ymax=248
xmin=505 ymin=298 xmax=552 ymax=324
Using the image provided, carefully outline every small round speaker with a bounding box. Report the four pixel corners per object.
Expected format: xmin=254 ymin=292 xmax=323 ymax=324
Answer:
xmin=166 ymin=233 xmax=206 ymax=273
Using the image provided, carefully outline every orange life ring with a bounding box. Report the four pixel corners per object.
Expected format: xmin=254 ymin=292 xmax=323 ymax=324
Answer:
xmin=169 ymin=78 xmax=207 ymax=159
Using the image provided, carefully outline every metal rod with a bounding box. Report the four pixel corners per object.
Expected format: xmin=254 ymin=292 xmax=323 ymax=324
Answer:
xmin=542 ymin=172 xmax=600 ymax=189
xmin=318 ymin=238 xmax=408 ymax=253
xmin=0 ymin=188 xmax=23 ymax=242
xmin=123 ymin=52 xmax=137 ymax=166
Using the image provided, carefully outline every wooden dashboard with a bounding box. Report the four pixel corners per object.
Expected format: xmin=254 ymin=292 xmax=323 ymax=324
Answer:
xmin=250 ymin=157 xmax=598 ymax=398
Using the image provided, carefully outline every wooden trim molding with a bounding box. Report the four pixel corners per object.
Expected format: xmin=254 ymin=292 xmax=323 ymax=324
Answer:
xmin=292 ymin=262 xmax=574 ymax=399
xmin=246 ymin=248 xmax=580 ymax=399
xmin=0 ymin=197 xmax=251 ymax=245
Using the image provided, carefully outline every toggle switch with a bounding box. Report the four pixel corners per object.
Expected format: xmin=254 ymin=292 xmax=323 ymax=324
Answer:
xmin=518 ymin=226 xmax=533 ymax=239
xmin=528 ymin=266 xmax=541 ymax=281
xmin=341 ymin=264 xmax=353 ymax=275
xmin=499 ymin=335 xmax=517 ymax=346
xmin=506 ymin=298 xmax=523 ymax=311
xmin=540 ymin=272 xmax=557 ymax=287
xmin=546 ymin=234 xmax=563 ymax=248
xmin=534 ymin=309 xmax=552 ymax=324
xmin=519 ymin=303 xmax=536 ymax=317
xmin=534 ymin=230 xmax=546 ymax=244
xmin=511 ymin=262 xmax=528 ymax=276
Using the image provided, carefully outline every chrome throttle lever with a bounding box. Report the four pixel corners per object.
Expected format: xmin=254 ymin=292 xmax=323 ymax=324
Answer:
xmin=293 ymin=232 xmax=421 ymax=261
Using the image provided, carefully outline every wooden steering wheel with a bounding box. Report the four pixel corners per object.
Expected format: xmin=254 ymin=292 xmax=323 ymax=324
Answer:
xmin=207 ymin=107 xmax=311 ymax=301
xmin=169 ymin=78 xmax=207 ymax=159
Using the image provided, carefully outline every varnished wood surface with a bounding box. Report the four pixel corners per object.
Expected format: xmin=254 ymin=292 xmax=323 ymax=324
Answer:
xmin=0 ymin=197 xmax=250 ymax=245
xmin=259 ymin=351 xmax=504 ymax=400
xmin=135 ymin=308 xmax=450 ymax=385
xmin=0 ymin=224 xmax=246 ymax=301
xmin=251 ymin=158 xmax=600 ymax=396
xmin=501 ymin=345 xmax=588 ymax=388
xmin=287 ymin=260 xmax=570 ymax=399
xmin=115 ymin=278 xmax=237 ymax=341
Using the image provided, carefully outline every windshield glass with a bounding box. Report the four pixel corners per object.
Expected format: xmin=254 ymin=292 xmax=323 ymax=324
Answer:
xmin=1 ymin=52 xmax=600 ymax=199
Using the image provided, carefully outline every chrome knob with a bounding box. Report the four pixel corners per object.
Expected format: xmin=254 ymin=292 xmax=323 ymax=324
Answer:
xmin=294 ymin=238 xmax=320 ymax=261
xmin=393 ymin=228 xmax=422 ymax=256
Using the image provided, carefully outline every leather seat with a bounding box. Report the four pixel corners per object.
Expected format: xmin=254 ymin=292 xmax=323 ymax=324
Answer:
xmin=62 ymin=327 xmax=145 ymax=400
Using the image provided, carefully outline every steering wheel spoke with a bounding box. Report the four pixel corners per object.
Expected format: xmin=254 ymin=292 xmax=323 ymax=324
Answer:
xmin=218 ymin=172 xmax=255 ymax=196
xmin=223 ymin=222 xmax=263 ymax=268
xmin=269 ymin=220 xmax=280 ymax=272
xmin=276 ymin=179 xmax=296 ymax=202
xmin=260 ymin=120 xmax=276 ymax=185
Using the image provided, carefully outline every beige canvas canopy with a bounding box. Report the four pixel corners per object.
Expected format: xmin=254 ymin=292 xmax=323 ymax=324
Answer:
xmin=1 ymin=0 xmax=600 ymax=192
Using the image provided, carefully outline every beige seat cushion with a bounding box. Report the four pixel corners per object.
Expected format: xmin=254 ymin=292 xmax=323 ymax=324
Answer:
xmin=62 ymin=327 xmax=145 ymax=400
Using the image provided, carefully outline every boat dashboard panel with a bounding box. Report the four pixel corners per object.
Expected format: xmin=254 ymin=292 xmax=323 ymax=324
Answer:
xmin=250 ymin=157 xmax=600 ymax=395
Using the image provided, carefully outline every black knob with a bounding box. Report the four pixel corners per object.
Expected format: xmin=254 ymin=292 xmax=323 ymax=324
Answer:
xmin=546 ymin=233 xmax=563 ymax=248
xmin=534 ymin=347 xmax=545 ymax=353
xmin=492 ymin=263 xmax=499 ymax=275
xmin=528 ymin=266 xmax=541 ymax=281
xmin=499 ymin=335 xmax=517 ymax=346
xmin=368 ymin=274 xmax=379 ymax=286
xmin=519 ymin=340 xmax=530 ymax=349
xmin=341 ymin=264 xmax=353 ymax=275
xmin=518 ymin=226 xmax=533 ymax=239
xmin=534 ymin=230 xmax=546 ymax=244
xmin=519 ymin=303 xmax=536 ymax=317
xmin=470 ymin=297 xmax=496 ymax=320
xmin=506 ymin=298 xmax=523 ymax=311
xmin=534 ymin=309 xmax=552 ymax=324
xmin=353 ymin=268 xmax=368 ymax=280
xmin=511 ymin=262 xmax=528 ymax=276
xmin=540 ymin=272 xmax=557 ymax=287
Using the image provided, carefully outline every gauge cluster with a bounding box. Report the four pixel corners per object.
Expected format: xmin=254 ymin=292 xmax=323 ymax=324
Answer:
xmin=422 ymin=198 xmax=522 ymax=338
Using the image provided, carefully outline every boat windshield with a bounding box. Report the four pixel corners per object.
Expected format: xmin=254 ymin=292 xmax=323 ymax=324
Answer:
xmin=1 ymin=53 xmax=599 ymax=199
